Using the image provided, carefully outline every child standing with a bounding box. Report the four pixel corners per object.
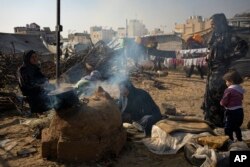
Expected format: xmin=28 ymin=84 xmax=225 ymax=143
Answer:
xmin=220 ymin=70 xmax=245 ymax=141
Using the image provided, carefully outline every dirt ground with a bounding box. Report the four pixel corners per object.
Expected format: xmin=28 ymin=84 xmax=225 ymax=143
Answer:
xmin=0 ymin=71 xmax=250 ymax=167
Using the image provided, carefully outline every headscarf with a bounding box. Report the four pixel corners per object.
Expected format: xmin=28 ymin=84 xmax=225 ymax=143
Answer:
xmin=118 ymin=79 xmax=137 ymax=97
xmin=23 ymin=50 xmax=36 ymax=66
xmin=208 ymin=13 xmax=231 ymax=52
xmin=210 ymin=13 xmax=229 ymax=34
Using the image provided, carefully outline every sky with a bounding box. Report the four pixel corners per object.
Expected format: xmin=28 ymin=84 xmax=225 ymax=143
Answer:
xmin=1 ymin=0 xmax=250 ymax=37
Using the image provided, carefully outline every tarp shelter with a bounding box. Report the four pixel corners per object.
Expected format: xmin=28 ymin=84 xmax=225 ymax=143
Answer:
xmin=0 ymin=33 xmax=52 ymax=62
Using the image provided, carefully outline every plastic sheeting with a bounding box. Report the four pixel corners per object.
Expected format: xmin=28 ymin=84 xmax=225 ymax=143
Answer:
xmin=143 ymin=125 xmax=211 ymax=155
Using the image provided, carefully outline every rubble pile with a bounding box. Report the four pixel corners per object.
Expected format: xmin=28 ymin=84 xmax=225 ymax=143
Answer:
xmin=61 ymin=41 xmax=118 ymax=83
xmin=40 ymin=61 xmax=56 ymax=79
xmin=0 ymin=54 xmax=22 ymax=88
xmin=0 ymin=92 xmax=18 ymax=111
xmin=0 ymin=54 xmax=22 ymax=111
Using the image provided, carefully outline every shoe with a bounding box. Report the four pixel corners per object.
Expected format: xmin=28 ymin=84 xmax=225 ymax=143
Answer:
xmin=132 ymin=122 xmax=144 ymax=132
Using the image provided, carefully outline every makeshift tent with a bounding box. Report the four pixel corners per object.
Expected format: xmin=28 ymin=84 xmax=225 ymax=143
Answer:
xmin=0 ymin=33 xmax=52 ymax=61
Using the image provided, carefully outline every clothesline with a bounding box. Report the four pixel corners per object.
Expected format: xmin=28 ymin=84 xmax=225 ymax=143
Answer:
xmin=164 ymin=57 xmax=207 ymax=67
xmin=149 ymin=48 xmax=209 ymax=67
xmin=177 ymin=48 xmax=209 ymax=59
xmin=178 ymin=48 xmax=209 ymax=54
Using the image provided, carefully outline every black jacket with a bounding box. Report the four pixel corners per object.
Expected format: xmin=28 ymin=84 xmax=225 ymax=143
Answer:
xmin=17 ymin=50 xmax=51 ymax=113
xmin=119 ymin=81 xmax=161 ymax=121
xmin=17 ymin=52 xmax=47 ymax=96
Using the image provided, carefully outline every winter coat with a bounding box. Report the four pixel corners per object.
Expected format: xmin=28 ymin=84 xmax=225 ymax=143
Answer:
xmin=118 ymin=80 xmax=162 ymax=122
xmin=17 ymin=50 xmax=51 ymax=113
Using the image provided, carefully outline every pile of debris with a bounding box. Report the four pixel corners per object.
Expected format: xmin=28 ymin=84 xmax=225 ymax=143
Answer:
xmin=0 ymin=92 xmax=19 ymax=111
xmin=61 ymin=40 xmax=118 ymax=83
xmin=0 ymin=54 xmax=22 ymax=88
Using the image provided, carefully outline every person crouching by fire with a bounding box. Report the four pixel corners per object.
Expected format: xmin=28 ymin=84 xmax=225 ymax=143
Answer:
xmin=17 ymin=50 xmax=54 ymax=114
xmin=118 ymin=80 xmax=162 ymax=137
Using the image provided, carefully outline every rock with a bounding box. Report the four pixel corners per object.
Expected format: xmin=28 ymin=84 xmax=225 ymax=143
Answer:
xmin=138 ymin=60 xmax=154 ymax=71
xmin=17 ymin=147 xmax=37 ymax=157
xmin=161 ymin=103 xmax=176 ymax=116
xmin=197 ymin=135 xmax=229 ymax=149
xmin=157 ymin=70 xmax=168 ymax=77
xmin=229 ymin=141 xmax=250 ymax=151
xmin=123 ymin=123 xmax=133 ymax=129
xmin=247 ymin=120 xmax=250 ymax=129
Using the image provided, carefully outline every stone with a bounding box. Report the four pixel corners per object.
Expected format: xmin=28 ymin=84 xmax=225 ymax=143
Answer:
xmin=247 ymin=120 xmax=250 ymax=129
xmin=161 ymin=103 xmax=176 ymax=116
xmin=197 ymin=135 xmax=229 ymax=149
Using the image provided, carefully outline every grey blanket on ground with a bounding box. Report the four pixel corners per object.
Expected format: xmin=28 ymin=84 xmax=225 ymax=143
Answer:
xmin=143 ymin=116 xmax=214 ymax=154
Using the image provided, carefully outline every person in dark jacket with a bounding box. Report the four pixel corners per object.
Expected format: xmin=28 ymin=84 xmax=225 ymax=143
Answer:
xmin=118 ymin=80 xmax=162 ymax=136
xmin=17 ymin=50 xmax=54 ymax=113
xmin=185 ymin=34 xmax=205 ymax=79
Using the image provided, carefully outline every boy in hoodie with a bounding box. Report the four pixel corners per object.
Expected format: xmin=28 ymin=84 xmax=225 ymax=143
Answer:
xmin=220 ymin=69 xmax=245 ymax=141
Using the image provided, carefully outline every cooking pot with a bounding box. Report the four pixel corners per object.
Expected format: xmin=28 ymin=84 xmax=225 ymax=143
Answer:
xmin=49 ymin=86 xmax=79 ymax=111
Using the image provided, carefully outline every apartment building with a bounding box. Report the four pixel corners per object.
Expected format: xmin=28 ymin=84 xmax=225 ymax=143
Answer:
xmin=174 ymin=16 xmax=211 ymax=37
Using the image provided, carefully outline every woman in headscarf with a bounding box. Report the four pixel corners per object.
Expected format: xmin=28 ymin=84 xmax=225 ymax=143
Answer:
xmin=17 ymin=50 xmax=53 ymax=113
xmin=202 ymin=13 xmax=231 ymax=127
xmin=118 ymin=80 xmax=162 ymax=136
xmin=203 ymin=13 xmax=248 ymax=127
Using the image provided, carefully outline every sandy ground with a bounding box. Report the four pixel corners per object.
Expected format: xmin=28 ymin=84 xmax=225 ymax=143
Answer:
xmin=0 ymin=71 xmax=249 ymax=167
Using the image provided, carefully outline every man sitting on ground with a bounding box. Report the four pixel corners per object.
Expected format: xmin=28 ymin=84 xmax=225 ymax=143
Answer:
xmin=118 ymin=80 xmax=162 ymax=136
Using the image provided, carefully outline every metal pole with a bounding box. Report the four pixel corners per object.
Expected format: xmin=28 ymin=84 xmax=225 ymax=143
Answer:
xmin=56 ymin=0 xmax=62 ymax=87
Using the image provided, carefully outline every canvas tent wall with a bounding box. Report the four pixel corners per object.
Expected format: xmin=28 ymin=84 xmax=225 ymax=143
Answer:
xmin=0 ymin=33 xmax=53 ymax=62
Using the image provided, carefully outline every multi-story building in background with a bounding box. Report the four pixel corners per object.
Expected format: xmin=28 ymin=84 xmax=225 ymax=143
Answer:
xmin=90 ymin=26 xmax=102 ymax=34
xmin=228 ymin=13 xmax=250 ymax=28
xmin=127 ymin=19 xmax=148 ymax=37
xmin=14 ymin=23 xmax=41 ymax=35
xmin=68 ymin=32 xmax=91 ymax=45
xmin=150 ymin=28 xmax=164 ymax=35
xmin=155 ymin=33 xmax=183 ymax=51
xmin=174 ymin=16 xmax=211 ymax=38
xmin=41 ymin=27 xmax=57 ymax=44
xmin=117 ymin=27 xmax=126 ymax=38
xmin=66 ymin=32 xmax=92 ymax=54
xmin=90 ymin=26 xmax=116 ymax=44
xmin=14 ymin=23 xmax=56 ymax=44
